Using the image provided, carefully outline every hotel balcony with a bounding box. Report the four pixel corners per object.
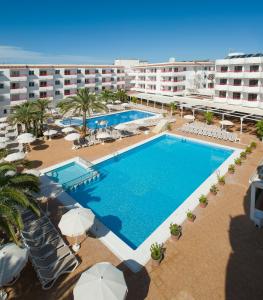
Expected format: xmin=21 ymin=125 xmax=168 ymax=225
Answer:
xmin=39 ymin=84 xmax=54 ymax=91
xmin=63 ymin=82 xmax=77 ymax=89
xmin=9 ymin=74 xmax=27 ymax=81
xmin=64 ymin=90 xmax=77 ymax=96
xmin=63 ymin=72 xmax=77 ymax=79
xmin=38 ymin=73 xmax=53 ymax=80
xmin=10 ymin=93 xmax=27 ymax=102
xmin=10 ymin=86 xmax=27 ymax=94
xmin=84 ymin=82 xmax=96 ymax=87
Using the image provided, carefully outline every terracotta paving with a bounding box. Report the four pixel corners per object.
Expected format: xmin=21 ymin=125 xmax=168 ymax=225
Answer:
xmin=6 ymin=112 xmax=263 ymax=300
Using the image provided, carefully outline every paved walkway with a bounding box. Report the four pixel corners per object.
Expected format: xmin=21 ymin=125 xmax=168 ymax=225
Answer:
xmin=7 ymin=113 xmax=263 ymax=300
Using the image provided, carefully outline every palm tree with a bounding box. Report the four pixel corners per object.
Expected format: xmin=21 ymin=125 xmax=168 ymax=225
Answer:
xmin=57 ymin=88 xmax=107 ymax=135
xmin=115 ymin=89 xmax=128 ymax=102
xmin=204 ymin=111 xmax=214 ymax=125
xmin=32 ymin=99 xmax=50 ymax=136
xmin=99 ymin=89 xmax=115 ymax=103
xmin=9 ymin=102 xmax=34 ymax=132
xmin=0 ymin=162 xmax=40 ymax=244
xmin=168 ymin=102 xmax=177 ymax=116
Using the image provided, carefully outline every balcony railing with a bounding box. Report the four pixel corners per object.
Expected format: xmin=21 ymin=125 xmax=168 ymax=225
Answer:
xmin=10 ymin=74 xmax=26 ymax=77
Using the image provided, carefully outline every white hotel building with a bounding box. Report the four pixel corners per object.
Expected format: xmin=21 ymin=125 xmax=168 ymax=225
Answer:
xmin=0 ymin=65 xmax=126 ymax=116
xmin=128 ymin=59 xmax=215 ymax=97
xmin=214 ymin=53 xmax=263 ymax=108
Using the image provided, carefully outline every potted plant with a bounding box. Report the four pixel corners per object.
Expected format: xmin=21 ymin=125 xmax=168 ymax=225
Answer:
xmin=217 ymin=175 xmax=225 ymax=185
xmin=250 ymin=141 xmax=257 ymax=149
xmin=210 ymin=184 xmax=219 ymax=195
xmin=228 ymin=164 xmax=235 ymax=174
xmin=240 ymin=151 xmax=247 ymax=160
xmin=199 ymin=195 xmax=208 ymax=208
xmin=186 ymin=210 xmax=196 ymax=222
xmin=150 ymin=243 xmax=164 ymax=266
xmin=169 ymin=223 xmax=182 ymax=241
xmin=234 ymin=157 xmax=242 ymax=165
xmin=245 ymin=146 xmax=252 ymax=154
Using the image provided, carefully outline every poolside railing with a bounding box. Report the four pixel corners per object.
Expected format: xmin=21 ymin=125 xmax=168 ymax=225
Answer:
xmin=62 ymin=170 xmax=100 ymax=190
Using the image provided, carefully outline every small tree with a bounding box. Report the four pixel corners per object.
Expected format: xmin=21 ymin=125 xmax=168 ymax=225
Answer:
xmin=256 ymin=120 xmax=263 ymax=141
xmin=168 ymin=102 xmax=177 ymax=116
xmin=204 ymin=111 xmax=214 ymax=125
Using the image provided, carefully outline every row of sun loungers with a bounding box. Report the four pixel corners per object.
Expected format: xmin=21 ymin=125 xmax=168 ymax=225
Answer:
xmin=21 ymin=209 xmax=79 ymax=290
xmin=180 ymin=122 xmax=240 ymax=142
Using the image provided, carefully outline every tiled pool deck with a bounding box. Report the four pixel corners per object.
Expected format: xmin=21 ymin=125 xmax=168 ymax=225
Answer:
xmin=7 ymin=115 xmax=263 ymax=299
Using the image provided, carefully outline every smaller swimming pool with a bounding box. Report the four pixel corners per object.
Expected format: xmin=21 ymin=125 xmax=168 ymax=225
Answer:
xmin=60 ymin=110 xmax=155 ymax=128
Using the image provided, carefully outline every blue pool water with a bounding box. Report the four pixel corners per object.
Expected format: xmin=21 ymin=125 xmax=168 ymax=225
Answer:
xmin=46 ymin=135 xmax=233 ymax=249
xmin=61 ymin=110 xmax=155 ymax=128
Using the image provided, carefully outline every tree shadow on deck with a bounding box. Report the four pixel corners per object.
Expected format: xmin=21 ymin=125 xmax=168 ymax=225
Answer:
xmin=226 ymin=186 xmax=263 ymax=300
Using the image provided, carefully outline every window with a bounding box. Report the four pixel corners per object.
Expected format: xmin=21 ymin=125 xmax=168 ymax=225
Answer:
xmin=183 ymin=67 xmax=187 ymax=71
xmin=55 ymin=80 xmax=60 ymax=85
xmin=55 ymin=91 xmax=60 ymax=95
xmin=234 ymin=66 xmax=242 ymax=72
xmin=64 ymin=90 xmax=70 ymax=95
xmin=204 ymin=67 xmax=207 ymax=71
xmin=40 ymin=92 xmax=47 ymax=98
xmin=77 ymin=79 xmax=81 ymax=84
xmin=11 ymin=83 xmax=18 ymax=89
xmin=250 ymin=65 xmax=259 ymax=72
xmin=233 ymin=92 xmax=241 ymax=100
xmin=249 ymin=79 xmax=258 ymax=86
xmin=233 ymin=79 xmax=242 ymax=86
xmin=85 ymin=79 xmax=90 ymax=84
xmin=29 ymin=82 xmax=34 ymax=87
xmin=85 ymin=70 xmax=90 ymax=74
xmin=39 ymin=70 xmax=47 ymax=76
xmin=40 ymin=81 xmax=47 ymax=87
xmin=29 ymin=93 xmax=35 ymax=98
xmin=3 ymin=109 xmax=7 ymax=114
xmin=10 ymin=71 xmax=20 ymax=77
xmin=77 ymin=69 xmax=81 ymax=74
xmin=208 ymin=83 xmax=214 ymax=88
xmin=0 ymin=83 xmax=4 ymax=89
xmin=221 ymin=66 xmax=228 ymax=72
xmin=64 ymin=79 xmax=70 ymax=85
xmin=248 ymin=93 xmax=257 ymax=101
xmin=29 ymin=70 xmax=34 ymax=75
xmin=55 ymin=70 xmax=60 ymax=75
xmin=64 ymin=70 xmax=71 ymax=75
xmin=219 ymin=91 xmax=227 ymax=98
xmin=220 ymin=79 xmax=227 ymax=85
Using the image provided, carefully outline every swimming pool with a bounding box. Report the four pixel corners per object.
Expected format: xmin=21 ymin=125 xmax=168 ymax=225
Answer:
xmin=45 ymin=134 xmax=236 ymax=252
xmin=59 ymin=110 xmax=155 ymax=128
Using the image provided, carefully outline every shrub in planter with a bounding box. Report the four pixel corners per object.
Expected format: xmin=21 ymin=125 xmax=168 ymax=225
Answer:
xmin=245 ymin=146 xmax=252 ymax=154
xmin=210 ymin=184 xmax=219 ymax=195
xmin=199 ymin=195 xmax=208 ymax=208
xmin=240 ymin=152 xmax=247 ymax=160
xmin=186 ymin=210 xmax=196 ymax=222
xmin=250 ymin=141 xmax=257 ymax=149
xmin=217 ymin=175 xmax=225 ymax=185
xmin=228 ymin=164 xmax=235 ymax=174
xmin=235 ymin=158 xmax=242 ymax=165
xmin=169 ymin=223 xmax=182 ymax=240
xmin=150 ymin=243 xmax=164 ymax=266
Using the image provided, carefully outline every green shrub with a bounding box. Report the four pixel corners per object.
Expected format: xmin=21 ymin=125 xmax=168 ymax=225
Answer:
xmin=204 ymin=111 xmax=214 ymax=125
xmin=169 ymin=223 xmax=182 ymax=236
xmin=245 ymin=146 xmax=252 ymax=154
xmin=256 ymin=120 xmax=263 ymax=140
xmin=150 ymin=243 xmax=163 ymax=260
xmin=199 ymin=194 xmax=208 ymax=204
xmin=217 ymin=175 xmax=225 ymax=185
xmin=240 ymin=151 xmax=247 ymax=159
xmin=228 ymin=164 xmax=235 ymax=173
xmin=250 ymin=141 xmax=257 ymax=149
xmin=235 ymin=158 xmax=242 ymax=165
xmin=210 ymin=184 xmax=219 ymax=194
xmin=186 ymin=210 xmax=195 ymax=219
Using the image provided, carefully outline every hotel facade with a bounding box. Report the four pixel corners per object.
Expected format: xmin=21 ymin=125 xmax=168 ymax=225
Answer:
xmin=0 ymin=53 xmax=263 ymax=117
xmin=0 ymin=65 xmax=126 ymax=116
xmin=214 ymin=53 xmax=263 ymax=108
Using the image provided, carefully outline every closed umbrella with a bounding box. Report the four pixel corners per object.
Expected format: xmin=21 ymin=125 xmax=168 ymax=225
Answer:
xmin=64 ymin=133 xmax=80 ymax=141
xmin=73 ymin=262 xmax=128 ymax=300
xmin=43 ymin=129 xmax=57 ymax=140
xmin=62 ymin=127 xmax=75 ymax=134
xmin=0 ymin=243 xmax=28 ymax=287
xmin=58 ymin=208 xmax=95 ymax=252
xmin=4 ymin=152 xmax=25 ymax=162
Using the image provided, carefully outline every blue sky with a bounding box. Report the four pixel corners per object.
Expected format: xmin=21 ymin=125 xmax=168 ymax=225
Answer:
xmin=0 ymin=0 xmax=262 ymax=64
